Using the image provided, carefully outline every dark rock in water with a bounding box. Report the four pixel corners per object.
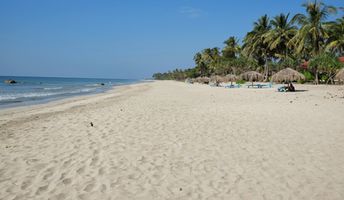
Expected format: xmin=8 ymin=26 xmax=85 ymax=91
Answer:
xmin=100 ymin=83 xmax=105 ymax=86
xmin=4 ymin=79 xmax=17 ymax=84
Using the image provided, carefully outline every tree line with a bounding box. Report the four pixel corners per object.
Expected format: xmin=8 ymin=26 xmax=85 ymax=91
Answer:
xmin=153 ymin=1 xmax=344 ymax=84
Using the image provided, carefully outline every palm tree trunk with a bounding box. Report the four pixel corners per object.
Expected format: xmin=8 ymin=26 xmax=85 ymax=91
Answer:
xmin=315 ymin=69 xmax=319 ymax=85
xmin=264 ymin=57 xmax=269 ymax=82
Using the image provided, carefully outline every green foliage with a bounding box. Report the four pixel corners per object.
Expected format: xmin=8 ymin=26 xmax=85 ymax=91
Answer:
xmin=291 ymin=1 xmax=337 ymax=57
xmin=302 ymin=71 xmax=314 ymax=82
xmin=279 ymin=57 xmax=297 ymax=68
xmin=242 ymin=14 xmax=272 ymax=66
xmin=320 ymin=73 xmax=329 ymax=83
xmin=222 ymin=36 xmax=240 ymax=59
xmin=326 ymin=17 xmax=344 ymax=55
xmin=263 ymin=13 xmax=297 ymax=60
xmin=235 ymin=79 xmax=246 ymax=84
xmin=309 ymin=52 xmax=342 ymax=72
xmin=152 ymin=68 xmax=194 ymax=80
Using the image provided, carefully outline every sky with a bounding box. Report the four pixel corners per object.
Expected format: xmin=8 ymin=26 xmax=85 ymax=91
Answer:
xmin=0 ymin=0 xmax=343 ymax=79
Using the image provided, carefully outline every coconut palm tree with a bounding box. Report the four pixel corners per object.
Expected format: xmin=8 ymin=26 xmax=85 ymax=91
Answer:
xmin=222 ymin=36 xmax=240 ymax=59
xmin=194 ymin=52 xmax=208 ymax=76
xmin=291 ymin=0 xmax=337 ymax=83
xmin=326 ymin=17 xmax=344 ymax=56
xmin=243 ymin=15 xmax=271 ymax=61
xmin=194 ymin=52 xmax=202 ymax=66
xmin=263 ymin=13 xmax=297 ymax=61
xmin=202 ymin=48 xmax=221 ymax=74
xmin=243 ymin=14 xmax=272 ymax=80
xmin=193 ymin=48 xmax=221 ymax=76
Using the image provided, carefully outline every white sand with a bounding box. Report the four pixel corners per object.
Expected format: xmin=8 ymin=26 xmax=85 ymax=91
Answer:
xmin=1 ymin=81 xmax=344 ymax=200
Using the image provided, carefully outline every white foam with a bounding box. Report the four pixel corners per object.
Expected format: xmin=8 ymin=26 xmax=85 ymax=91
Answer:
xmin=43 ymin=87 xmax=63 ymax=90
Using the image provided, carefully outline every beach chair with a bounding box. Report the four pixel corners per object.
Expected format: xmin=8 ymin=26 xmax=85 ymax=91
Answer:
xmin=209 ymin=82 xmax=220 ymax=87
xmin=247 ymin=84 xmax=260 ymax=88
xmin=259 ymin=82 xmax=273 ymax=88
xmin=225 ymin=84 xmax=241 ymax=88
xmin=278 ymin=86 xmax=287 ymax=92
xmin=248 ymin=82 xmax=272 ymax=88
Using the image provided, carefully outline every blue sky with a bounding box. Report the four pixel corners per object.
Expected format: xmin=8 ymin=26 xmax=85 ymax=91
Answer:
xmin=0 ymin=0 xmax=342 ymax=79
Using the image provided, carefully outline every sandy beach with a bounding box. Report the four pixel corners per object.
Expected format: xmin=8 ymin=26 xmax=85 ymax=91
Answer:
xmin=1 ymin=81 xmax=344 ymax=200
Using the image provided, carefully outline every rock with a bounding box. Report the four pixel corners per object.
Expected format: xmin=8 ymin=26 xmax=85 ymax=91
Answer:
xmin=4 ymin=79 xmax=17 ymax=84
xmin=100 ymin=83 xmax=105 ymax=86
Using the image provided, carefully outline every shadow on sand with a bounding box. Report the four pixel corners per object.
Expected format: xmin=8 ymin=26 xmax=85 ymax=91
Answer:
xmin=276 ymin=89 xmax=308 ymax=93
xmin=294 ymin=90 xmax=308 ymax=92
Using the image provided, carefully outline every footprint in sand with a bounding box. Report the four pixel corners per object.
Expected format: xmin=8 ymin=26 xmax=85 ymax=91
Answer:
xmin=43 ymin=172 xmax=54 ymax=180
xmin=101 ymin=184 xmax=107 ymax=193
xmin=21 ymin=179 xmax=32 ymax=190
xmin=62 ymin=178 xmax=72 ymax=185
xmin=63 ymin=159 xmax=72 ymax=167
xmin=90 ymin=156 xmax=99 ymax=166
xmin=77 ymin=166 xmax=86 ymax=174
xmin=51 ymin=193 xmax=67 ymax=200
xmin=98 ymin=167 xmax=105 ymax=175
xmin=35 ymin=185 xmax=49 ymax=195
xmin=84 ymin=183 xmax=95 ymax=192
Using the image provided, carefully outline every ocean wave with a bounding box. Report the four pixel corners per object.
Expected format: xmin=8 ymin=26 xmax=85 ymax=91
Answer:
xmin=85 ymin=83 xmax=107 ymax=87
xmin=0 ymin=92 xmax=60 ymax=101
xmin=0 ymin=87 xmax=97 ymax=102
xmin=68 ymin=88 xmax=97 ymax=94
xmin=0 ymin=96 xmax=17 ymax=101
xmin=43 ymin=87 xmax=63 ymax=90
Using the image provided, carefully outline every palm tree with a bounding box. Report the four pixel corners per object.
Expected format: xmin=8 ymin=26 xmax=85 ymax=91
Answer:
xmin=222 ymin=36 xmax=240 ymax=59
xmin=193 ymin=48 xmax=221 ymax=76
xmin=201 ymin=47 xmax=221 ymax=74
xmin=203 ymin=48 xmax=221 ymax=62
xmin=243 ymin=14 xmax=272 ymax=80
xmin=326 ymin=17 xmax=344 ymax=56
xmin=291 ymin=0 xmax=337 ymax=84
xmin=264 ymin=13 xmax=297 ymax=61
xmin=194 ymin=52 xmax=208 ymax=76
xmin=194 ymin=52 xmax=202 ymax=66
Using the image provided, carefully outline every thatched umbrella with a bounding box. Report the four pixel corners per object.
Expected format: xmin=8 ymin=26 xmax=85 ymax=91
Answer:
xmin=210 ymin=75 xmax=225 ymax=83
xmin=335 ymin=68 xmax=344 ymax=83
xmin=240 ymin=71 xmax=264 ymax=86
xmin=195 ymin=76 xmax=210 ymax=84
xmin=185 ymin=78 xmax=193 ymax=84
xmin=271 ymin=68 xmax=305 ymax=83
xmin=223 ymin=74 xmax=238 ymax=85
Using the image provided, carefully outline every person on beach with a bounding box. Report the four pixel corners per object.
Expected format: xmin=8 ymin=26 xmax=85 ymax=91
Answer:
xmin=288 ymin=82 xmax=295 ymax=92
xmin=278 ymin=82 xmax=295 ymax=92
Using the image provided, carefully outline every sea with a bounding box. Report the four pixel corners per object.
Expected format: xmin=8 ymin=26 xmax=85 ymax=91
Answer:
xmin=0 ymin=76 xmax=139 ymax=108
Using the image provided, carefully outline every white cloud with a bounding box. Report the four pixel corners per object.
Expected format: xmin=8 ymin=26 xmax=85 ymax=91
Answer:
xmin=179 ymin=7 xmax=203 ymax=18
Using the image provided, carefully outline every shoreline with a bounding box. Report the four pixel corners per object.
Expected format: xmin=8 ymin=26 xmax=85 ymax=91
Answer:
xmin=1 ymin=81 xmax=344 ymax=199
xmin=0 ymin=81 xmax=151 ymax=126
xmin=0 ymin=80 xmax=146 ymax=111
xmin=0 ymin=76 xmax=142 ymax=110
